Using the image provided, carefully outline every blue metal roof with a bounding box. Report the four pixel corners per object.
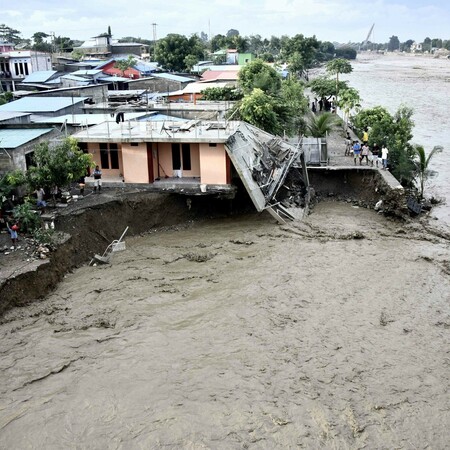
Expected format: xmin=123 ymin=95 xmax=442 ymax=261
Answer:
xmin=151 ymin=73 xmax=195 ymax=83
xmin=22 ymin=70 xmax=58 ymax=83
xmin=0 ymin=97 xmax=88 ymax=113
xmin=0 ymin=128 xmax=53 ymax=148
xmin=61 ymin=74 xmax=91 ymax=83
xmin=98 ymin=75 xmax=130 ymax=82
xmin=72 ymin=69 xmax=103 ymax=76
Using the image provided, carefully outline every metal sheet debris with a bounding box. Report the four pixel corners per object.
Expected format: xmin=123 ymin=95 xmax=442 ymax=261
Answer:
xmin=225 ymin=123 xmax=309 ymax=222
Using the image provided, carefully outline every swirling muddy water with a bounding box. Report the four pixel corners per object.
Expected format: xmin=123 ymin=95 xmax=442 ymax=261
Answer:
xmin=1 ymin=202 xmax=449 ymax=448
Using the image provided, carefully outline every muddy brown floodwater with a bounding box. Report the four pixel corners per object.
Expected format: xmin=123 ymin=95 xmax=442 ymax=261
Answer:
xmin=1 ymin=202 xmax=449 ymax=449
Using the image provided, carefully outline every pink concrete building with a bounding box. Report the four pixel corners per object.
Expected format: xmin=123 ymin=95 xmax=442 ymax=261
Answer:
xmin=73 ymin=120 xmax=236 ymax=195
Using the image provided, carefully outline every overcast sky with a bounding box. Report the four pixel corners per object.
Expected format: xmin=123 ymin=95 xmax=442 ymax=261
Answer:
xmin=3 ymin=0 xmax=449 ymax=44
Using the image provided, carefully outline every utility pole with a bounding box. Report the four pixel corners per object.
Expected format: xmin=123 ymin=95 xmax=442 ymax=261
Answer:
xmin=151 ymin=23 xmax=158 ymax=59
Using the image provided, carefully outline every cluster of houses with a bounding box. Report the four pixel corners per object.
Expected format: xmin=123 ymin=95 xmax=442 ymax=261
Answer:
xmin=0 ymin=33 xmax=310 ymax=222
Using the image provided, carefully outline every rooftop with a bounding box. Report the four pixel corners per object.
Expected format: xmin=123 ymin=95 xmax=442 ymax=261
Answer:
xmin=0 ymin=128 xmax=53 ymax=149
xmin=73 ymin=120 xmax=241 ymax=143
xmin=0 ymin=97 xmax=88 ymax=113
xmin=150 ymin=73 xmax=195 ymax=83
xmin=22 ymin=70 xmax=58 ymax=83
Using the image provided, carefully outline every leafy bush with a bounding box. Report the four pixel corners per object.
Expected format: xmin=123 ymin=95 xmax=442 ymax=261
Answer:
xmin=13 ymin=201 xmax=42 ymax=233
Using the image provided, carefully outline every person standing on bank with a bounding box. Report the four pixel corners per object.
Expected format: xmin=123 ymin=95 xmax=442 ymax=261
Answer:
xmin=93 ymin=165 xmax=102 ymax=193
xmin=381 ymin=145 xmax=389 ymax=170
xmin=352 ymin=141 xmax=361 ymax=165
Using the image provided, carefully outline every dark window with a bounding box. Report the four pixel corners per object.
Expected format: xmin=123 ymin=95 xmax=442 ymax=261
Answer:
xmin=24 ymin=63 xmax=29 ymax=76
xmin=171 ymin=143 xmax=181 ymax=170
xmin=182 ymin=143 xmax=191 ymax=171
xmin=100 ymin=149 xmax=110 ymax=168
xmin=130 ymin=142 xmax=139 ymax=147
xmin=25 ymin=152 xmax=35 ymax=169
xmin=110 ymin=143 xmax=119 ymax=169
xmin=209 ymin=143 xmax=217 ymax=147
xmin=78 ymin=142 xmax=88 ymax=152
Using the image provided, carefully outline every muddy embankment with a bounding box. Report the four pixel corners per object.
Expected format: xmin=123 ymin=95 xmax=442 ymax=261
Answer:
xmin=308 ymin=168 xmax=407 ymax=216
xmin=0 ymin=192 xmax=248 ymax=316
xmin=0 ymin=169 xmax=407 ymax=316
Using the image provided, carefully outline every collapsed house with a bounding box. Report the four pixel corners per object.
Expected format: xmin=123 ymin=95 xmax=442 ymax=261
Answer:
xmin=73 ymin=120 xmax=309 ymax=222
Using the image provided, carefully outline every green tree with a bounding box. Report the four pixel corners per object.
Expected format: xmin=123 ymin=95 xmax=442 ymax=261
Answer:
xmin=210 ymin=34 xmax=227 ymax=52
xmin=114 ymin=55 xmax=137 ymax=76
xmin=422 ymin=37 xmax=432 ymax=52
xmin=412 ymin=145 xmax=443 ymax=198
xmin=154 ymin=34 xmax=190 ymax=71
xmin=202 ymin=86 xmax=243 ymax=101
xmin=353 ymin=105 xmax=416 ymax=185
xmin=238 ymin=59 xmax=281 ymax=95
xmin=334 ymin=46 xmax=357 ymax=59
xmin=71 ymin=49 xmax=85 ymax=61
xmin=54 ymin=36 xmax=74 ymax=53
xmin=279 ymin=78 xmax=308 ymax=135
xmin=226 ymin=29 xmax=239 ymax=38
xmin=282 ymin=34 xmax=320 ymax=78
xmin=306 ymin=112 xmax=338 ymax=137
xmin=308 ymin=76 xmax=349 ymax=99
xmin=0 ymin=24 xmax=22 ymax=44
xmin=0 ymin=170 xmax=26 ymax=209
xmin=0 ymin=92 xmax=13 ymax=105
xmin=154 ymin=33 xmax=204 ymax=71
xmin=337 ymin=87 xmax=361 ymax=130
xmin=238 ymin=88 xmax=282 ymax=135
xmin=26 ymin=137 xmax=94 ymax=203
xmin=326 ymin=58 xmax=353 ymax=99
xmin=387 ymin=35 xmax=400 ymax=52
xmin=32 ymin=32 xmax=52 ymax=52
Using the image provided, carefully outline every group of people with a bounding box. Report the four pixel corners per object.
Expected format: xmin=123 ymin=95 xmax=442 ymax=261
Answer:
xmin=345 ymin=130 xmax=389 ymax=170
xmin=311 ymin=96 xmax=336 ymax=114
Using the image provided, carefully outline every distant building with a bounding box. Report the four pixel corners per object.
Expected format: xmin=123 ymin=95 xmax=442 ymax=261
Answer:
xmin=0 ymin=45 xmax=52 ymax=92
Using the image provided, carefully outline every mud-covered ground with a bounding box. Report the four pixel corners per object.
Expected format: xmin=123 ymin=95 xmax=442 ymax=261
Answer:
xmin=0 ymin=201 xmax=449 ymax=449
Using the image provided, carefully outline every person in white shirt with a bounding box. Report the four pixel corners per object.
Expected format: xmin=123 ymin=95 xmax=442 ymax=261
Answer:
xmin=381 ymin=145 xmax=389 ymax=170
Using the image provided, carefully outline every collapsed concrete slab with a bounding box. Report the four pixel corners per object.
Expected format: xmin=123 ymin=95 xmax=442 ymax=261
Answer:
xmin=225 ymin=122 xmax=310 ymax=223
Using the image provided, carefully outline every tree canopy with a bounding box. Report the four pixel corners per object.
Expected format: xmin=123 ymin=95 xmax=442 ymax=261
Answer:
xmin=238 ymin=59 xmax=281 ymax=95
xmin=154 ymin=34 xmax=205 ymax=72
xmin=352 ymin=106 xmax=416 ymax=185
xmin=26 ymin=137 xmax=94 ymax=195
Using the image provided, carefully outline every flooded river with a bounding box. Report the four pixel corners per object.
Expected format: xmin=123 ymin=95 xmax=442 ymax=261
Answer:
xmin=342 ymin=52 xmax=450 ymax=226
xmin=1 ymin=203 xmax=449 ymax=448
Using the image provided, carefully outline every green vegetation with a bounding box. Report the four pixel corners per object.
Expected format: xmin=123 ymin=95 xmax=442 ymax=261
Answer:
xmin=12 ymin=200 xmax=41 ymax=233
xmin=228 ymin=60 xmax=308 ymax=136
xmin=154 ymin=34 xmax=205 ymax=72
xmin=26 ymin=137 xmax=94 ymax=201
xmin=202 ymin=86 xmax=243 ymax=101
xmin=352 ymin=106 xmax=416 ymax=186
xmin=306 ymin=112 xmax=339 ymax=138
xmin=412 ymin=145 xmax=443 ymax=199
xmin=238 ymin=59 xmax=281 ymax=95
xmin=114 ymin=55 xmax=137 ymax=76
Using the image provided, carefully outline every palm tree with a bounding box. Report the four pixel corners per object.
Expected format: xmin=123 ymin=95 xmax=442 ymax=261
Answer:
xmin=306 ymin=112 xmax=338 ymax=137
xmin=413 ymin=144 xmax=443 ymax=199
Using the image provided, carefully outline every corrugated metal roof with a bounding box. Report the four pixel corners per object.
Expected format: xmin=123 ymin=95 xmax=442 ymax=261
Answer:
xmin=61 ymin=74 xmax=91 ymax=83
xmin=0 ymin=128 xmax=53 ymax=148
xmin=98 ymin=75 xmax=130 ymax=82
xmin=72 ymin=69 xmax=103 ymax=76
xmin=151 ymin=73 xmax=195 ymax=83
xmin=22 ymin=70 xmax=58 ymax=83
xmin=0 ymin=111 xmax=31 ymax=121
xmin=0 ymin=97 xmax=88 ymax=113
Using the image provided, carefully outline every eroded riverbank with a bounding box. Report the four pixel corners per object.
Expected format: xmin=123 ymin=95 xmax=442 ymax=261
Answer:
xmin=1 ymin=202 xmax=449 ymax=448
